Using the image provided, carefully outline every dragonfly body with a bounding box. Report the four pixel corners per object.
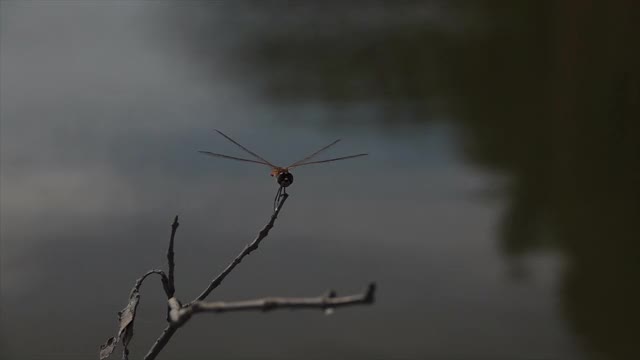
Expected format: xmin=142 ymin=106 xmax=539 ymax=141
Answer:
xmin=200 ymin=130 xmax=366 ymax=189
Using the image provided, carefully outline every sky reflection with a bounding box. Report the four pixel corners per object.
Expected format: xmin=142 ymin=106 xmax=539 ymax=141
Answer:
xmin=0 ymin=2 xmax=619 ymax=360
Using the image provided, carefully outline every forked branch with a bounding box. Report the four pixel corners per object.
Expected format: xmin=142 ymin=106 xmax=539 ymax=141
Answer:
xmin=100 ymin=191 xmax=375 ymax=360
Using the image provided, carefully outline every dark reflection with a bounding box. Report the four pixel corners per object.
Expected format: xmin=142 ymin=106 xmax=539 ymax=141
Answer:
xmin=165 ymin=1 xmax=640 ymax=359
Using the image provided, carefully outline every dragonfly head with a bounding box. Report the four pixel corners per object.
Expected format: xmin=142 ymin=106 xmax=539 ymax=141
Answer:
xmin=271 ymin=168 xmax=293 ymax=187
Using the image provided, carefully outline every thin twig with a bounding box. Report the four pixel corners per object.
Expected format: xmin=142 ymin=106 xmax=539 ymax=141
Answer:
xmin=147 ymin=283 xmax=375 ymax=360
xmin=192 ymin=193 xmax=289 ymax=303
xmin=135 ymin=269 xmax=172 ymax=298
xmin=171 ymin=283 xmax=376 ymax=326
xmin=167 ymin=216 xmax=179 ymax=296
xmin=141 ymin=215 xmax=180 ymax=360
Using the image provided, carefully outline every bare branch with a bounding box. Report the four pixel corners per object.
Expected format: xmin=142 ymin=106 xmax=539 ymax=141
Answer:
xmin=143 ymin=324 xmax=179 ymax=360
xmin=167 ymin=216 xmax=179 ymax=297
xmin=192 ymin=193 xmax=289 ymax=303
xmin=142 ymin=194 xmax=291 ymax=359
xmin=103 ymin=191 xmax=376 ymax=360
xmin=144 ymin=283 xmax=374 ymax=360
xmin=172 ymin=283 xmax=376 ymax=325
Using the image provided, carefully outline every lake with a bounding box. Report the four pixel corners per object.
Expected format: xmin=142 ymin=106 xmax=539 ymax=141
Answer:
xmin=1 ymin=2 xmax=637 ymax=359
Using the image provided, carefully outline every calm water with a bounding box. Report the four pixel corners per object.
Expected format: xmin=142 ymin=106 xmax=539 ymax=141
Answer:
xmin=1 ymin=2 xmax=637 ymax=360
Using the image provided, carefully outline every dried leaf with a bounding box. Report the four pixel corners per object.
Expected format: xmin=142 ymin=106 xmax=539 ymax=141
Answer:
xmin=118 ymin=289 xmax=140 ymax=339
xmin=99 ymin=337 xmax=116 ymax=359
xmin=99 ymin=289 xmax=141 ymax=359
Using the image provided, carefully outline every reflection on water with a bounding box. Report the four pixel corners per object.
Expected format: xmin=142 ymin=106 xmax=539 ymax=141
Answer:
xmin=1 ymin=1 xmax=637 ymax=359
xmin=160 ymin=1 xmax=640 ymax=359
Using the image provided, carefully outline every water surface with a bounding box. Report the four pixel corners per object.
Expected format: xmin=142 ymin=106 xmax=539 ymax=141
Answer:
xmin=1 ymin=2 xmax=637 ymax=360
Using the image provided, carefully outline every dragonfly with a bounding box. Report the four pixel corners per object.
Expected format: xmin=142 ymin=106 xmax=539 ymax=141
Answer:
xmin=199 ymin=130 xmax=368 ymax=195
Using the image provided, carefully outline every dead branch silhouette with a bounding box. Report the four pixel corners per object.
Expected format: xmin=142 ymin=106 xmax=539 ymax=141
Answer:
xmin=99 ymin=190 xmax=376 ymax=360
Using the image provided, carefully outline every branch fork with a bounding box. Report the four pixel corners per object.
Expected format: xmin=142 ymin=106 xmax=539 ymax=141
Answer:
xmin=100 ymin=191 xmax=375 ymax=360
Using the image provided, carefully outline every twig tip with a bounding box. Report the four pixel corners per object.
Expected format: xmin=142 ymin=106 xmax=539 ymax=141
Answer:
xmin=364 ymin=282 xmax=376 ymax=303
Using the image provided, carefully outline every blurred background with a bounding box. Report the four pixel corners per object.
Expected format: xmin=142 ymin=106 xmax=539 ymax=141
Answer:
xmin=1 ymin=1 xmax=638 ymax=359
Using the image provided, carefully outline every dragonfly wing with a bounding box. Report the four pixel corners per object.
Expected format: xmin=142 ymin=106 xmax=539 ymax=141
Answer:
xmin=198 ymin=151 xmax=274 ymax=167
xmin=287 ymin=153 xmax=368 ymax=168
xmin=287 ymin=139 xmax=341 ymax=168
xmin=214 ymin=130 xmax=277 ymax=168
